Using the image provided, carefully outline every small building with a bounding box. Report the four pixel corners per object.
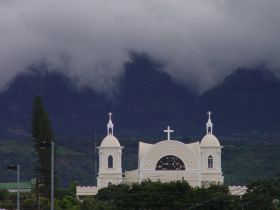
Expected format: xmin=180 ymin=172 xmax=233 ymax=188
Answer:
xmin=76 ymin=186 xmax=98 ymax=200
xmin=0 ymin=181 xmax=34 ymax=193
xmin=229 ymin=185 xmax=248 ymax=197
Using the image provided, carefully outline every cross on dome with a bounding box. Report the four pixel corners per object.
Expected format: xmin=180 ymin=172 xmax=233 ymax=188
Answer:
xmin=206 ymin=110 xmax=213 ymax=134
xmin=164 ymin=126 xmax=174 ymax=141
xmin=207 ymin=111 xmax=212 ymax=119
xmin=107 ymin=112 xmax=114 ymax=135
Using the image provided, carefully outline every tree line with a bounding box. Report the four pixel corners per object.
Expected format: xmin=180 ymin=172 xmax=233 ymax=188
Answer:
xmin=0 ymin=178 xmax=280 ymax=209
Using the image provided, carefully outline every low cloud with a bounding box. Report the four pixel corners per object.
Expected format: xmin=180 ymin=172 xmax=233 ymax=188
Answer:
xmin=0 ymin=0 xmax=280 ymax=93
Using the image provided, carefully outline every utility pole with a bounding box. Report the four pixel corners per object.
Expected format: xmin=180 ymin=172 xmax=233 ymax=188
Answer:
xmin=7 ymin=164 xmax=20 ymax=210
xmin=35 ymin=176 xmax=41 ymax=210
xmin=17 ymin=164 xmax=20 ymax=210
xmin=39 ymin=141 xmax=55 ymax=210
xmin=51 ymin=142 xmax=54 ymax=210
xmin=94 ymin=131 xmax=97 ymax=185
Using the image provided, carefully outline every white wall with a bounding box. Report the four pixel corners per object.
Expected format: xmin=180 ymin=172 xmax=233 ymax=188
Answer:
xmin=97 ymin=147 xmax=123 ymax=188
xmin=201 ymin=147 xmax=223 ymax=184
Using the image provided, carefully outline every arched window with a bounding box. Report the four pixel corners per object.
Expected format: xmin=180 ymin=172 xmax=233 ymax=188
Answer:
xmin=108 ymin=155 xmax=113 ymax=168
xmin=208 ymin=155 xmax=213 ymax=168
xmin=108 ymin=182 xmax=112 ymax=187
xmin=155 ymin=155 xmax=185 ymax=170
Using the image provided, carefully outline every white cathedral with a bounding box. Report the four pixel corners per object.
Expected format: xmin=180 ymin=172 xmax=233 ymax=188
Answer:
xmin=77 ymin=112 xmax=224 ymax=197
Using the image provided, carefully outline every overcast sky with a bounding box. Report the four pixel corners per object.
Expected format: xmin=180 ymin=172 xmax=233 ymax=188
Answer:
xmin=0 ymin=0 xmax=280 ymax=93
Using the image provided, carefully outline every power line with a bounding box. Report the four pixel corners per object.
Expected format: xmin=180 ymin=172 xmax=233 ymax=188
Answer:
xmin=188 ymin=175 xmax=280 ymax=209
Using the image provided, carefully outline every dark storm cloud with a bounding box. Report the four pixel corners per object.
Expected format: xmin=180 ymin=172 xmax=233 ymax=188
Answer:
xmin=0 ymin=0 xmax=280 ymax=93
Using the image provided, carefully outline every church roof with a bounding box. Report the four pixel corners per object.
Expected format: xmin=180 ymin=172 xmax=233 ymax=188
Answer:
xmin=200 ymin=111 xmax=221 ymax=147
xmin=99 ymin=112 xmax=121 ymax=148
xmin=139 ymin=142 xmax=154 ymax=161
xmin=187 ymin=141 xmax=200 ymax=154
xmin=200 ymin=134 xmax=220 ymax=147
xmin=100 ymin=134 xmax=121 ymax=147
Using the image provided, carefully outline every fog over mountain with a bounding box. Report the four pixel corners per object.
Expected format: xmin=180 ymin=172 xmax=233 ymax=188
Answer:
xmin=0 ymin=0 xmax=280 ymax=93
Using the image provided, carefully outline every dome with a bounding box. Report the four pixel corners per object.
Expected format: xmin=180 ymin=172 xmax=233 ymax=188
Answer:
xmin=100 ymin=135 xmax=121 ymax=147
xmin=200 ymin=134 xmax=220 ymax=147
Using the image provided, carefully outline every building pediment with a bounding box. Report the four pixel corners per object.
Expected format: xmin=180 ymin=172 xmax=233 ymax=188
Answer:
xmin=140 ymin=140 xmax=200 ymax=171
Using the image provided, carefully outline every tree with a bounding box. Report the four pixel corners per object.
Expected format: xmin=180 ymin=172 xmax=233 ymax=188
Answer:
xmin=80 ymin=198 xmax=111 ymax=210
xmin=242 ymin=177 xmax=280 ymax=210
xmin=32 ymin=96 xmax=45 ymax=141
xmin=95 ymin=181 xmax=238 ymax=210
xmin=32 ymin=96 xmax=54 ymax=198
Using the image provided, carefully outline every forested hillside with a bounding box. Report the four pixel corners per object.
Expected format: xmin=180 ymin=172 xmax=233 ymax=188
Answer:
xmin=0 ymin=55 xmax=280 ymax=185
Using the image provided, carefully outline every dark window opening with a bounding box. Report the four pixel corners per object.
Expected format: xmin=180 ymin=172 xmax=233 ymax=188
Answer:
xmin=155 ymin=155 xmax=185 ymax=170
xmin=108 ymin=155 xmax=113 ymax=168
xmin=208 ymin=155 xmax=213 ymax=168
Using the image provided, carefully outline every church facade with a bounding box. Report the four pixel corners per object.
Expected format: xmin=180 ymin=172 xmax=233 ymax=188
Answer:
xmin=96 ymin=112 xmax=224 ymax=189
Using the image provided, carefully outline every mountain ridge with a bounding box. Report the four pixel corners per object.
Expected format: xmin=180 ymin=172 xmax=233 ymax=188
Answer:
xmin=1 ymin=56 xmax=280 ymax=185
xmin=0 ymin=56 xmax=280 ymax=139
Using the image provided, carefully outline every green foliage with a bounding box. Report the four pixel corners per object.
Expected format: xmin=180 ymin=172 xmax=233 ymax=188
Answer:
xmin=38 ymin=111 xmax=53 ymax=142
xmin=0 ymin=178 xmax=279 ymax=210
xmin=1 ymin=136 xmax=280 ymax=187
xmin=40 ymin=196 xmax=51 ymax=209
xmin=0 ymin=189 xmax=8 ymax=201
xmin=222 ymin=137 xmax=280 ymax=184
xmin=20 ymin=196 xmax=50 ymax=210
xmin=55 ymin=195 xmax=79 ymax=210
xmin=32 ymin=96 xmax=46 ymax=141
xmin=191 ymin=185 xmax=235 ymax=210
xmin=242 ymin=177 xmax=280 ymax=210
xmin=0 ymin=200 xmax=14 ymax=209
xmin=96 ymin=181 xmax=234 ymax=210
xmin=94 ymin=179 xmax=280 ymax=209
xmin=32 ymin=95 xmax=54 ymax=198
xmin=56 ymin=181 xmax=78 ymax=199
xmin=80 ymin=197 xmax=111 ymax=210
xmin=21 ymin=198 xmax=37 ymax=210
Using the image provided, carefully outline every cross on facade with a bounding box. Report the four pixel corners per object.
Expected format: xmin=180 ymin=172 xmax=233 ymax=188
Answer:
xmin=164 ymin=126 xmax=174 ymax=140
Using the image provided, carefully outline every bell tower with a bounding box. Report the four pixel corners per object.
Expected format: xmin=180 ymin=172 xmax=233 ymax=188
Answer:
xmin=200 ymin=111 xmax=224 ymax=186
xmin=97 ymin=113 xmax=123 ymax=189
